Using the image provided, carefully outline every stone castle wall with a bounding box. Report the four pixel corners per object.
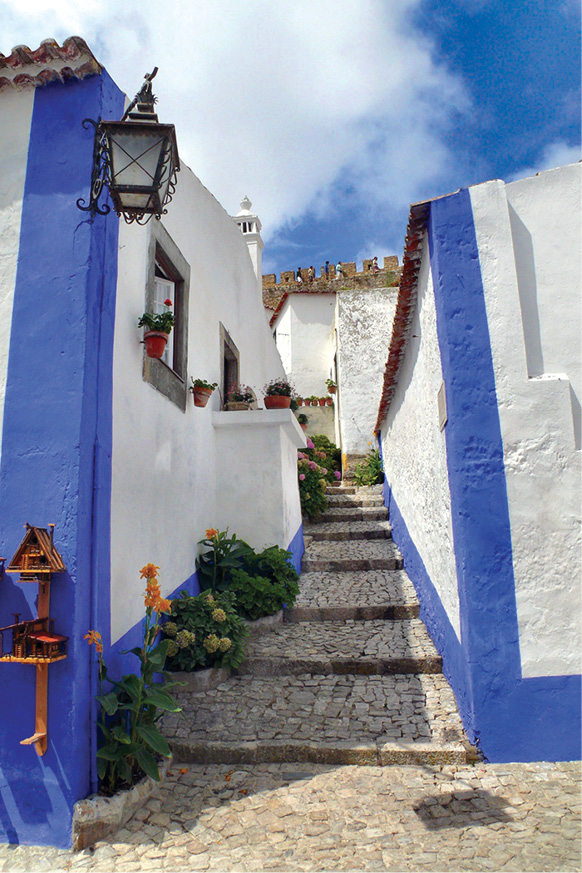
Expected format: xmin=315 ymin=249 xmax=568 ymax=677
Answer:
xmin=263 ymin=256 xmax=401 ymax=312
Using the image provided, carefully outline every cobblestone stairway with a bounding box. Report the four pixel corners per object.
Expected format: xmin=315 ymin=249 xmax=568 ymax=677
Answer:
xmin=165 ymin=485 xmax=471 ymax=767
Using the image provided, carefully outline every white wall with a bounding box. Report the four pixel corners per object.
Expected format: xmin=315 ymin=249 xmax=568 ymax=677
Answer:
xmin=470 ymin=167 xmax=581 ymax=677
xmin=380 ymin=238 xmax=460 ymax=637
xmin=0 ymin=89 xmax=34 ymax=464
xmin=279 ymin=293 xmax=336 ymax=398
xmin=110 ymin=163 xmax=289 ymax=643
xmin=336 ymin=288 xmax=397 ymax=456
xmin=212 ymin=410 xmax=305 ymax=550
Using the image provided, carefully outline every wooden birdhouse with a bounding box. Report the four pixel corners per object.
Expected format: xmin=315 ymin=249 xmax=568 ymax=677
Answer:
xmin=6 ymin=524 xmax=65 ymax=581
xmin=1 ymin=524 xmax=68 ymax=756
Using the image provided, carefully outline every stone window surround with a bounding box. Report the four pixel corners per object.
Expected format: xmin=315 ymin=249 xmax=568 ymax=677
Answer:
xmin=142 ymin=222 xmax=191 ymax=411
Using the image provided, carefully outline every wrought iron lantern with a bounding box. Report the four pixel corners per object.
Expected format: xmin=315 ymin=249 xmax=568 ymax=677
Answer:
xmin=77 ymin=68 xmax=180 ymax=224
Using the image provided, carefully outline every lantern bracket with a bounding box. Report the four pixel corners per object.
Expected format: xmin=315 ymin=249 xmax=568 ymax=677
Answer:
xmin=76 ymin=68 xmax=179 ymax=225
xmin=76 ymin=118 xmax=111 ymax=217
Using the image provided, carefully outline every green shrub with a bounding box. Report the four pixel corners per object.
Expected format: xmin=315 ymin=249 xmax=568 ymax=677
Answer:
xmin=354 ymin=449 xmax=384 ymax=486
xmin=196 ymin=528 xmax=255 ymax=593
xmin=164 ymin=590 xmax=248 ymax=671
xmin=230 ymin=546 xmax=300 ymax=620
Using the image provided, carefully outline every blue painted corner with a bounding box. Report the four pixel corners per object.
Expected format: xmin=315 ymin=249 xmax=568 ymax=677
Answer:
xmin=0 ymin=72 xmax=124 ymax=847
xmin=380 ymin=188 xmax=581 ymax=763
xmin=287 ymin=524 xmax=305 ymax=576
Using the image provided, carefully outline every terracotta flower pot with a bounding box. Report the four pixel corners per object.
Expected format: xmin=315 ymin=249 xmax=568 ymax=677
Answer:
xmin=143 ymin=330 xmax=168 ymax=359
xmin=300 ymin=423 xmax=308 ymax=431
xmin=327 ymin=385 xmax=336 ymax=394
xmin=193 ymin=387 xmax=212 ymax=407
xmin=318 ymin=398 xmax=326 ymax=406
xmin=264 ymin=395 xmax=292 ymax=410
xmin=297 ymin=398 xmax=304 ymax=406
xmin=325 ymin=397 xmax=333 ymax=406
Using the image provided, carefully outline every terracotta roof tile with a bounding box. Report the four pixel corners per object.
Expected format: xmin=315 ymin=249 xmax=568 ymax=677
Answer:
xmin=0 ymin=37 xmax=101 ymax=93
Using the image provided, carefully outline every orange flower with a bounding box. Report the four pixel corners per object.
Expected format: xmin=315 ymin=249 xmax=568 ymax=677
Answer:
xmin=205 ymin=528 xmax=218 ymax=539
xmin=84 ymin=630 xmax=103 ymax=655
xmin=155 ymin=597 xmax=172 ymax=614
xmin=140 ymin=563 xmax=160 ymax=580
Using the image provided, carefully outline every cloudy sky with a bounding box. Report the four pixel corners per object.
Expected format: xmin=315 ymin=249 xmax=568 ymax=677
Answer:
xmin=1 ymin=0 xmax=580 ymax=275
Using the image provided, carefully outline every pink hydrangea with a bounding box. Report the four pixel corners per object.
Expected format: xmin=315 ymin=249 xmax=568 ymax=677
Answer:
xmin=306 ymin=438 xmax=315 ymax=449
xmin=334 ymin=471 xmax=341 ymax=480
xmin=297 ymin=451 xmax=306 ymax=460
xmin=308 ymin=461 xmax=317 ymax=471
xmin=299 ymin=473 xmax=306 ymax=481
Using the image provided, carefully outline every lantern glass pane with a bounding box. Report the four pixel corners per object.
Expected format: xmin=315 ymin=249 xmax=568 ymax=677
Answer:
xmin=116 ymin=191 xmax=155 ymax=209
xmin=108 ymin=130 xmax=166 ymax=189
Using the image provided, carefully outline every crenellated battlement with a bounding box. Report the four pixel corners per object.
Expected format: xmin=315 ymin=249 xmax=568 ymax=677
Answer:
xmin=263 ymin=256 xmax=401 ymax=313
xmin=263 ymin=255 xmax=400 ymax=289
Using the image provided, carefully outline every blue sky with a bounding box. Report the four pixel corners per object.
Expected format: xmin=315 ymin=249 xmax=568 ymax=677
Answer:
xmin=266 ymin=0 xmax=581 ymax=274
xmin=1 ymin=0 xmax=580 ymax=277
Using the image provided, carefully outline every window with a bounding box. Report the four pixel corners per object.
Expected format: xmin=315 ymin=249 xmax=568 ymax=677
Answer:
xmin=220 ymin=324 xmax=240 ymax=406
xmin=143 ymin=222 xmax=190 ymax=411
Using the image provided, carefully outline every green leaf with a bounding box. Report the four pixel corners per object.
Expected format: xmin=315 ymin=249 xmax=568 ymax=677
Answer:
xmin=97 ymin=744 xmax=123 ymax=762
xmin=119 ymin=673 xmax=143 ymax=701
xmin=97 ymin=691 xmax=119 ymax=716
xmin=135 ymin=746 xmax=161 ymax=780
xmin=112 ymin=725 xmax=132 ymax=744
xmin=135 ymin=724 xmax=171 ymax=757
xmin=142 ymin=686 xmax=182 ymax=712
xmin=97 ymin=758 xmax=107 ymax=780
xmin=147 ymin=639 xmax=170 ymax=671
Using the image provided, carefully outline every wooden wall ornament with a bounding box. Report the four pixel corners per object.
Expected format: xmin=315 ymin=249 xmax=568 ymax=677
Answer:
xmin=1 ymin=524 xmax=68 ymax=756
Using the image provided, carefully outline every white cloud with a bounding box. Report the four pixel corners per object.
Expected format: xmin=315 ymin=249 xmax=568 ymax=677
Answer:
xmin=509 ymin=141 xmax=581 ymax=182
xmin=0 ymin=0 xmax=468 ymax=240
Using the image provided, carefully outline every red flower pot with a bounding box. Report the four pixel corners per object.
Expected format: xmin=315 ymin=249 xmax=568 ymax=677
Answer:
xmin=327 ymin=385 xmax=336 ymax=394
xmin=264 ymin=395 xmax=292 ymax=409
xmin=193 ymin=387 xmax=212 ymax=407
xmin=143 ymin=330 xmax=168 ymax=359
xmin=325 ymin=397 xmax=333 ymax=406
xmin=318 ymin=398 xmax=326 ymax=406
xmin=297 ymin=398 xmax=304 ymax=406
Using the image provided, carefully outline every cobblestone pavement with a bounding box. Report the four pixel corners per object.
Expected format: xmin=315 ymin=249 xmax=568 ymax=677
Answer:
xmin=302 ymin=540 xmax=402 ymax=572
xmin=163 ymin=674 xmax=465 ymax=745
xmin=294 ymin=570 xmax=418 ymax=610
xmin=303 ymin=520 xmax=393 ymax=541
xmin=242 ymin=620 xmax=440 ymax=667
xmin=0 ymin=761 xmax=579 ymax=872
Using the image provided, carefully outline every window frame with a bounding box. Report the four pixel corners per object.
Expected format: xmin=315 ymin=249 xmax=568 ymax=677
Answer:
xmin=143 ymin=222 xmax=191 ymax=411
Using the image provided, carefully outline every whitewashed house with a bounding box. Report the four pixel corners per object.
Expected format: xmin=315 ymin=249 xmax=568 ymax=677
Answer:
xmin=264 ymin=260 xmax=400 ymax=466
xmin=375 ymin=166 xmax=581 ymax=762
xmin=0 ymin=37 xmax=303 ymax=848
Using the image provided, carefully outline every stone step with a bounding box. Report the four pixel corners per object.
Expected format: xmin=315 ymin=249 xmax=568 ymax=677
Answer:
xmin=294 ymin=568 xmax=418 ymax=612
xmin=237 ymin=619 xmax=442 ymax=676
xmin=164 ymin=673 xmax=469 ymax=767
xmin=302 ymin=539 xmax=403 ymax=572
xmin=316 ymin=506 xmax=388 ymax=523
xmin=303 ymin=520 xmax=392 ymax=541
xmin=326 ymin=493 xmax=385 ymax=508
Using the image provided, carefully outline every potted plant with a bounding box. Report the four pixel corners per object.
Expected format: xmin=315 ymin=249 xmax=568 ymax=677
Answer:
xmin=318 ymin=396 xmax=327 ymax=406
xmin=225 ymin=384 xmax=254 ymax=410
xmin=326 ymin=378 xmax=337 ymax=395
xmin=307 ymin=395 xmax=319 ymax=407
xmin=262 ymin=377 xmax=294 ymax=410
xmin=296 ymin=397 xmax=304 ymax=406
xmin=325 ymin=397 xmax=333 ymax=406
xmin=190 ymin=378 xmax=218 ymax=408
xmin=297 ymin=413 xmax=309 ymax=432
xmin=138 ymin=300 xmax=175 ymax=358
